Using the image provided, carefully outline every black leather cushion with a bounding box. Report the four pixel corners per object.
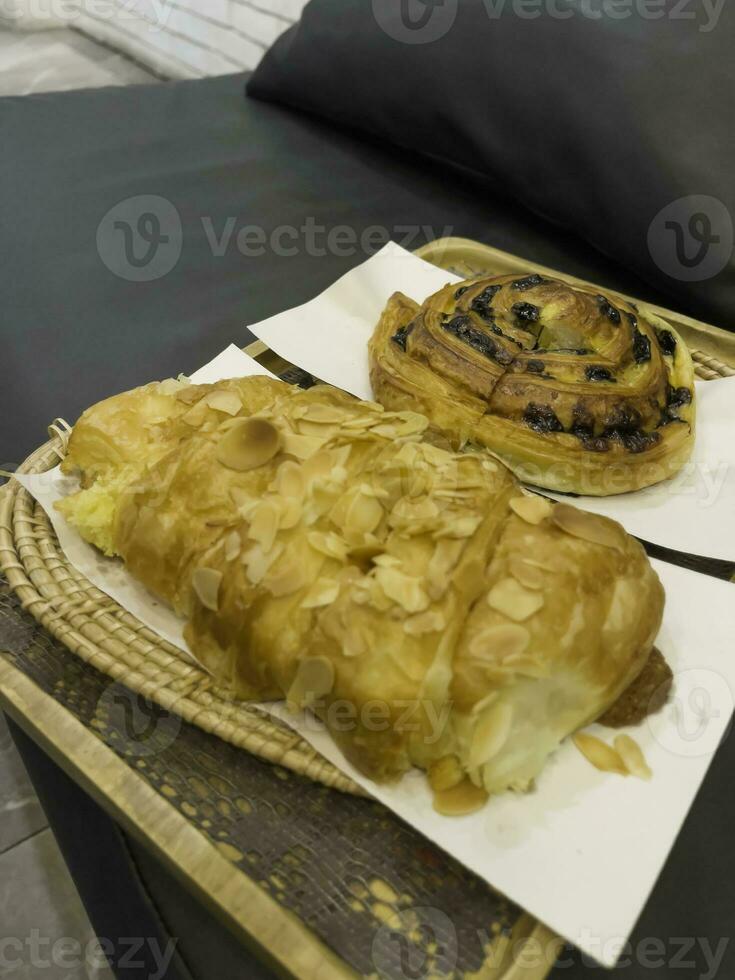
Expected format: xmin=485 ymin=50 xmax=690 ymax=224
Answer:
xmin=248 ymin=0 xmax=735 ymax=326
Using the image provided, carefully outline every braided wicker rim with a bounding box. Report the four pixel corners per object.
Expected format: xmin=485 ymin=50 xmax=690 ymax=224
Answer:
xmin=0 ymin=351 xmax=729 ymax=795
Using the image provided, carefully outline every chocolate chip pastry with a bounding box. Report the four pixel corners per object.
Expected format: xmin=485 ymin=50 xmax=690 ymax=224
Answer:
xmin=58 ymin=375 xmax=664 ymax=813
xmin=369 ymin=274 xmax=696 ymax=495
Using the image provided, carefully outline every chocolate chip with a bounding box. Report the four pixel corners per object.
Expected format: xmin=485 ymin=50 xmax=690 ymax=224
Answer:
xmin=631 ymin=329 xmax=652 ymax=363
xmin=585 ymin=366 xmax=616 ymax=382
xmin=512 ymin=274 xmax=546 ymax=291
xmin=668 ymin=386 xmax=692 ymax=409
xmin=454 ymin=285 xmax=471 ymax=300
xmin=512 ymin=302 xmax=540 ymax=323
xmin=526 ymin=359 xmax=546 ymax=374
xmin=555 ymin=348 xmax=591 ymax=355
xmin=523 ymin=403 xmax=563 ymax=433
xmin=392 ymin=322 xmax=414 ymax=351
xmin=470 ymin=284 xmax=501 ymax=320
xmin=604 ymin=405 xmax=642 ymax=433
xmin=656 ymin=329 xmax=677 ymax=356
xmin=578 ymin=435 xmax=611 ymax=453
xmin=616 ymin=430 xmax=661 ymax=454
xmin=597 ymin=295 xmax=621 ymax=324
xmin=442 ymin=314 xmax=513 ymax=365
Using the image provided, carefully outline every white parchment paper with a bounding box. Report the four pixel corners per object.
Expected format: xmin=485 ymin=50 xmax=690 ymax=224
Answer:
xmin=14 ymin=344 xmax=735 ymax=968
xmin=248 ymin=243 xmax=735 ymax=562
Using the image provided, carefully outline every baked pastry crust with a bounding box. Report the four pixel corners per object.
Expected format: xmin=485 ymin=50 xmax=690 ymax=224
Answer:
xmin=59 ymin=376 xmax=665 ymax=804
xmin=369 ymin=274 xmax=696 ymax=495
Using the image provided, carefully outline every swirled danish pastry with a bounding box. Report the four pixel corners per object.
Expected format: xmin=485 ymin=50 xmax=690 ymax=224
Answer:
xmin=369 ymin=274 xmax=696 ymax=495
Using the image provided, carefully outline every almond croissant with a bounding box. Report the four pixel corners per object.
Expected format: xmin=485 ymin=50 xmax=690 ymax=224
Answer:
xmin=58 ymin=375 xmax=664 ymax=811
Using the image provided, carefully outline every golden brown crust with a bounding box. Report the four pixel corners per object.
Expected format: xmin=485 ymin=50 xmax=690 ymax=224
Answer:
xmin=368 ymin=275 xmax=696 ymax=495
xmin=58 ymin=376 xmax=665 ymax=799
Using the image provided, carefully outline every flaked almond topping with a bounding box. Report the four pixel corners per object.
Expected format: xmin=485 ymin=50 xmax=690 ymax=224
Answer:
xmin=552 ymin=503 xmax=625 ymax=551
xmin=205 ymin=390 xmax=242 ymax=416
xmin=248 ymin=501 xmax=280 ymax=553
xmin=573 ymin=733 xmax=627 ymax=775
xmin=508 ymin=556 xmax=546 ymax=590
xmin=216 ymin=418 xmax=281 ymax=471
xmin=375 ymin=567 xmax=430 ymax=614
xmin=509 ymin=494 xmax=553 ymax=525
xmin=347 ymin=537 xmax=383 ymax=565
xmin=373 ymin=554 xmax=401 ymax=568
xmin=344 ymin=491 xmax=384 ymax=535
xmin=277 ymin=497 xmax=303 ymax=531
xmin=614 ymin=735 xmax=652 ymax=780
xmin=426 ymin=539 xmax=465 ymax=600
xmin=487 ymin=579 xmax=544 ymax=622
xmin=428 ymin=755 xmax=464 ymax=793
xmin=389 ymin=496 xmax=440 ymax=526
xmin=307 ymin=530 xmax=348 ymax=562
xmin=224 ymin=530 xmax=241 ymax=562
xmin=181 ymin=401 xmax=210 ymax=427
xmin=432 ymin=779 xmax=489 ymax=817
xmin=468 ymin=702 xmax=514 ymax=769
xmin=273 ymin=460 xmax=305 ymax=499
xmin=434 ymin=515 xmax=483 ymax=539
xmin=468 ymin=623 xmax=530 ymax=662
xmin=263 ymin=561 xmax=309 ymax=598
xmin=287 ymin=656 xmax=335 ymax=709
xmin=242 ymin=542 xmax=283 ymax=585
xmin=301 ymin=577 xmax=340 ymax=609
xmin=282 ymin=431 xmax=327 ymax=460
xmin=403 ymin=610 xmax=446 ymax=636
xmin=157 ymin=377 xmax=187 ymax=396
xmin=192 ymin=567 xmax=222 ymax=612
xmin=300 ymin=403 xmax=350 ymax=423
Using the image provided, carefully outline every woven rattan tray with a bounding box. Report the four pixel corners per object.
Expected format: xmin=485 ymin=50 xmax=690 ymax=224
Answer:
xmin=2 ymin=237 xmax=734 ymax=794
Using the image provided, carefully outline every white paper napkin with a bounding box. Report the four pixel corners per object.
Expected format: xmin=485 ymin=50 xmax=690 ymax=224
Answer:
xmin=248 ymin=243 xmax=735 ymax=562
xmin=15 ymin=344 xmax=735 ymax=968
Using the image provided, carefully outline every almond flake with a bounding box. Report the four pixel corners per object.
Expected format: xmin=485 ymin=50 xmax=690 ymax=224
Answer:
xmin=573 ymin=733 xmax=627 ymax=775
xmin=468 ymin=702 xmax=514 ymax=769
xmin=248 ymin=501 xmax=280 ymax=553
xmin=468 ymin=623 xmax=530 ymax=661
xmin=614 ymin=735 xmax=652 ymax=780
xmin=508 ymin=557 xmax=546 ymax=590
xmin=307 ymin=531 xmax=348 ymax=562
xmin=216 ymin=418 xmax=281 ymax=471
xmin=509 ymin=495 xmax=553 ymax=525
xmin=287 ymin=656 xmax=335 ymax=709
xmin=432 ymin=779 xmax=489 ymax=817
xmin=282 ymin=431 xmax=326 ymax=460
xmin=344 ymin=491 xmax=384 ymax=535
xmin=404 ymin=610 xmax=446 ymax=636
xmin=426 ymin=539 xmax=464 ymax=600
xmin=205 ymin=390 xmax=242 ymax=416
xmin=487 ymin=579 xmax=544 ymax=622
xmin=375 ymin=567 xmax=430 ymax=614
xmin=224 ymin=531 xmax=241 ymax=562
xmin=264 ymin=561 xmax=309 ymax=598
xmin=552 ymin=503 xmax=625 ymax=551
xmin=301 ymin=403 xmax=349 ymax=423
xmin=434 ymin=515 xmax=482 ymax=539
xmin=192 ymin=567 xmax=222 ymax=612
xmin=273 ymin=460 xmax=305 ymax=499
xmin=301 ymin=578 xmax=340 ymax=609
xmin=428 ymin=755 xmax=463 ymax=792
